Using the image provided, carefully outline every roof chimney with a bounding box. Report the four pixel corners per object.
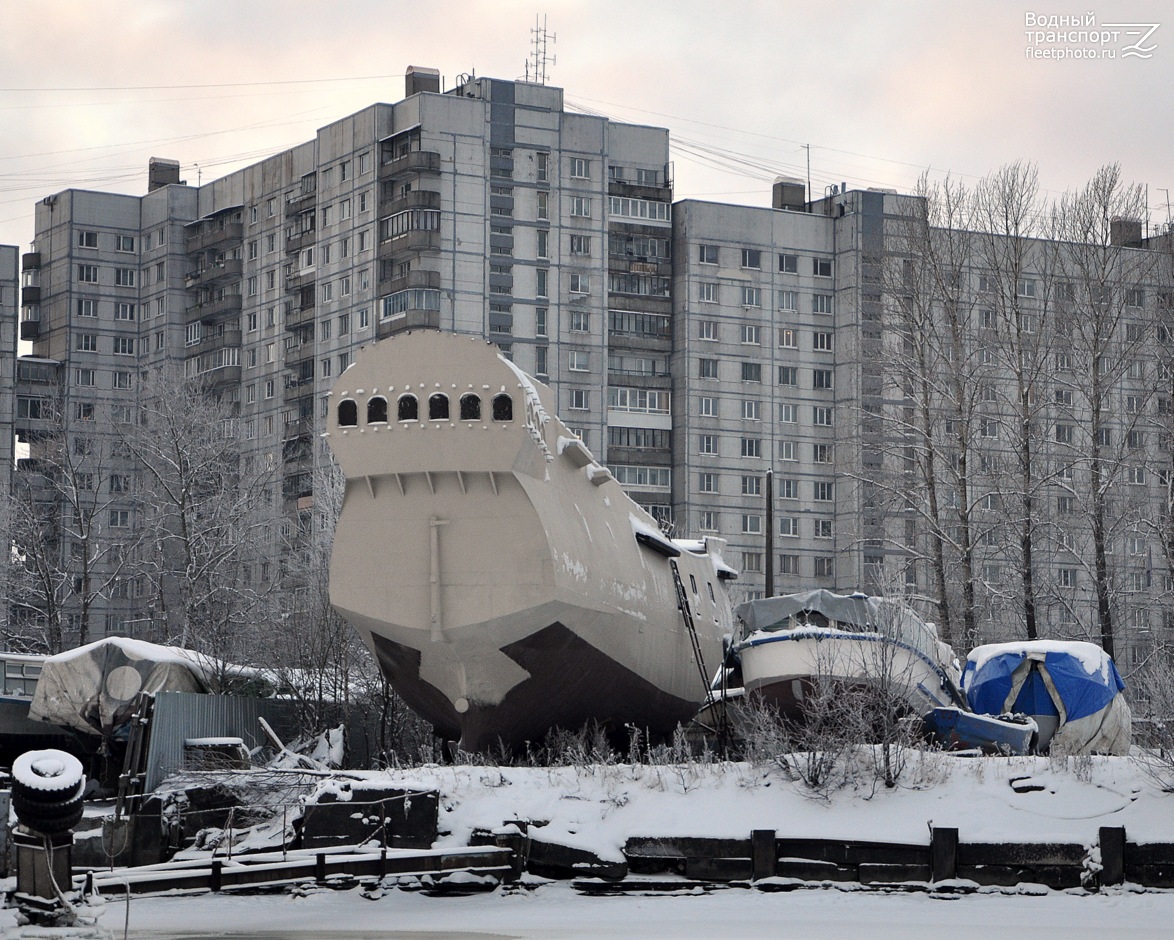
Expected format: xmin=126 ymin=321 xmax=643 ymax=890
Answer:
xmin=148 ymin=157 xmax=183 ymax=192
xmin=405 ymin=66 xmax=441 ymax=97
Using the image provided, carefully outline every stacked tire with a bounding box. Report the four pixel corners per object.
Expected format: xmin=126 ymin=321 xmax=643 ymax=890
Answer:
xmin=11 ymin=750 xmax=86 ymax=835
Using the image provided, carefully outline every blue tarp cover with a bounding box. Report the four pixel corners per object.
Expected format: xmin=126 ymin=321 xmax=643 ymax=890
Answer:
xmin=963 ymin=642 xmax=1124 ymax=721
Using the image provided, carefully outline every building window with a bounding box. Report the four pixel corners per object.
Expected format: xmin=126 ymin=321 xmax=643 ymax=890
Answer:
xmin=814 ymin=557 xmax=835 ymax=578
xmin=699 ymin=282 xmax=717 ymax=303
xmin=741 ymin=399 xmax=761 ymax=421
xmin=699 ymin=244 xmax=718 ymax=265
xmin=569 ymin=389 xmax=590 ymax=411
xmin=742 ymin=514 xmax=763 ymax=534
xmin=78 ymin=264 xmax=98 ymax=283
xmin=779 ymin=440 xmax=796 ymax=461
xmin=115 ymin=268 xmax=135 ymax=287
xmin=699 ymin=396 xmax=718 ymax=417
xmin=813 ymin=406 xmax=833 ymax=426
xmin=812 ymin=294 xmax=833 ymax=315
xmin=741 ymin=475 xmax=762 ymax=496
xmin=741 ymin=437 xmax=762 ymax=458
xmin=780 ymin=554 xmax=800 ymax=574
xmin=115 ymin=302 xmax=135 ymax=321
xmin=536 ymin=269 xmax=549 ymax=298
xmin=537 ymin=152 xmax=549 ymax=182
xmin=570 ymin=310 xmax=589 ymax=332
xmin=112 ymin=371 xmax=132 ymax=390
xmin=779 ymin=404 xmax=797 ymax=423
xmin=570 ymin=196 xmax=591 ymax=217
xmin=570 ymin=157 xmax=590 ymax=178
xmin=779 ymin=328 xmax=797 ymax=348
xmin=814 ymin=481 xmax=835 ymax=501
xmin=569 ymin=273 xmax=589 ymax=294
xmin=699 ymin=511 xmax=718 ymax=532
xmin=699 ymin=358 xmax=719 ymax=379
xmin=569 ymin=350 xmax=589 ymax=372
xmin=778 ymin=477 xmax=797 ymax=499
xmin=778 ymin=290 xmax=797 ymax=311
xmin=780 ymin=517 xmax=799 ymax=538
xmin=741 ymin=286 xmax=761 ymax=307
xmin=75 ymin=333 xmax=97 ymax=352
xmin=814 ymin=519 xmax=833 ymax=539
xmin=740 ymin=362 xmax=761 ymax=383
xmin=699 ymin=320 xmax=719 ymax=341
xmin=814 ymin=331 xmax=834 ymax=351
xmin=77 ymin=231 xmax=98 ymax=249
xmin=813 ymin=368 xmax=833 ymax=390
xmin=814 ymin=443 xmax=832 ymax=463
xmin=699 ymin=472 xmax=718 ymax=493
xmin=742 ymin=552 xmax=763 ymax=573
xmin=813 ymin=258 xmax=833 ymax=277
xmin=741 ymin=248 xmax=761 ymax=269
xmin=699 ymin=434 xmax=718 ymax=455
xmin=779 ymin=253 xmax=798 ymax=273
xmin=113 ymin=337 xmax=134 ymax=356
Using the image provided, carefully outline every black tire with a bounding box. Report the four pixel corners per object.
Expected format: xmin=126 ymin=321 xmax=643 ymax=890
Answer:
xmin=12 ymin=790 xmax=84 ymax=826
xmin=11 ymin=775 xmax=84 ymax=806
xmin=15 ymin=802 xmax=84 ymax=835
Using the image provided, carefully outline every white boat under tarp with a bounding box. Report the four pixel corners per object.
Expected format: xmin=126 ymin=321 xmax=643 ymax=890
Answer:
xmin=29 ymin=637 xmax=220 ymax=737
xmin=733 ymin=590 xmax=966 ymax=717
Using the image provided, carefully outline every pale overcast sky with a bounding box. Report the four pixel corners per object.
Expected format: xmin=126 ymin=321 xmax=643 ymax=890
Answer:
xmin=1 ymin=0 xmax=1170 ymax=251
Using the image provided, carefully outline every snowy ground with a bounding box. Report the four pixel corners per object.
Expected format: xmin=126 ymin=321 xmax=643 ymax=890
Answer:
xmin=7 ymin=881 xmax=1174 ymax=939
xmin=6 ymin=752 xmax=1174 ymax=937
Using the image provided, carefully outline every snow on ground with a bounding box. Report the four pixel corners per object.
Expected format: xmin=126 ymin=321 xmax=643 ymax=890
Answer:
xmin=361 ymin=754 xmax=1173 ymax=859
xmin=6 ymin=753 xmax=1174 ymax=936
xmin=9 ymin=880 xmax=1174 ymax=939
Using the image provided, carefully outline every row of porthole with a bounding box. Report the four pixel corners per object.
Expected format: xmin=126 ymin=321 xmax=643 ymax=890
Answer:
xmin=337 ymin=391 xmax=514 ymax=428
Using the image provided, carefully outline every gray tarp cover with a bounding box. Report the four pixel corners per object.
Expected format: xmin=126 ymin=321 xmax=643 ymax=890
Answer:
xmin=29 ymin=637 xmax=210 ymax=736
xmin=735 ymin=589 xmax=958 ymax=675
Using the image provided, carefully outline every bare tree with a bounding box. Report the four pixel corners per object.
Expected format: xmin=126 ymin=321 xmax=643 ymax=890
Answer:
xmin=881 ymin=175 xmax=987 ymax=647
xmin=970 ymin=162 xmax=1053 ymax=640
xmin=119 ymin=367 xmax=281 ymax=670
xmin=7 ymin=387 xmax=137 ymax=651
xmin=1049 ymin=166 xmax=1157 ymax=659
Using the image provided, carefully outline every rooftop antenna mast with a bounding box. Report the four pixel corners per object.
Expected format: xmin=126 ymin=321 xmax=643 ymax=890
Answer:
xmin=525 ymin=14 xmax=556 ymax=84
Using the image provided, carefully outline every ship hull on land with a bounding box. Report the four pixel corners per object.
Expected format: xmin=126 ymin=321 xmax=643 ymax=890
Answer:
xmin=326 ymin=332 xmax=735 ymax=752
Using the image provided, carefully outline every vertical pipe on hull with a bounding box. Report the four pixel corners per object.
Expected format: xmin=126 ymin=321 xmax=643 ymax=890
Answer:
xmin=430 ymin=516 xmax=448 ymax=642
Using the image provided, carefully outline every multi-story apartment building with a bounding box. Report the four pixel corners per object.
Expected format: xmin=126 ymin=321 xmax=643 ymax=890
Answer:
xmin=9 ymin=69 xmax=1172 ymax=673
xmin=11 ymin=69 xmax=674 ymax=646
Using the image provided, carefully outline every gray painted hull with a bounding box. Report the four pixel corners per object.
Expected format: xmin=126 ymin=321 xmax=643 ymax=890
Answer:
xmin=326 ymin=332 xmax=736 ymax=751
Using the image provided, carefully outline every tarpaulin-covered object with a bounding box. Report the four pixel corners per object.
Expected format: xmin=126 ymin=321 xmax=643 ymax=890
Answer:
xmin=29 ymin=637 xmax=212 ymax=737
xmin=962 ymin=640 xmax=1131 ymax=755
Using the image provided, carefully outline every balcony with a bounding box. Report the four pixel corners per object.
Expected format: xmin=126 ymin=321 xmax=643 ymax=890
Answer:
xmin=282 ymin=416 xmax=315 ymax=443
xmin=377 ymin=228 xmax=440 ymax=259
xmin=376 ymin=308 xmax=440 ymax=338
xmin=187 ymin=293 xmax=242 ymax=323
xmin=19 ymin=307 xmax=40 ymax=341
xmin=195 ymin=328 xmax=243 ymax=353
xmin=379 ymin=149 xmax=441 ymax=181
xmin=284 ymin=189 xmax=316 ymax=218
xmin=284 ymin=303 xmax=315 ymax=332
xmin=20 ymin=286 xmax=40 ymax=306
xmin=21 ymin=252 xmax=41 ymax=270
xmin=186 ymin=221 xmax=243 ymax=254
xmin=377 ymin=268 xmax=440 ymax=293
xmin=185 ymin=258 xmax=242 ymax=289
xmin=380 ymin=189 xmax=441 ymax=213
xmin=286 ymin=229 xmax=316 ymax=255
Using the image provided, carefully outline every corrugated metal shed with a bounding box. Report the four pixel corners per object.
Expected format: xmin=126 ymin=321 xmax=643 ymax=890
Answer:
xmin=143 ymin=692 xmax=299 ymax=792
